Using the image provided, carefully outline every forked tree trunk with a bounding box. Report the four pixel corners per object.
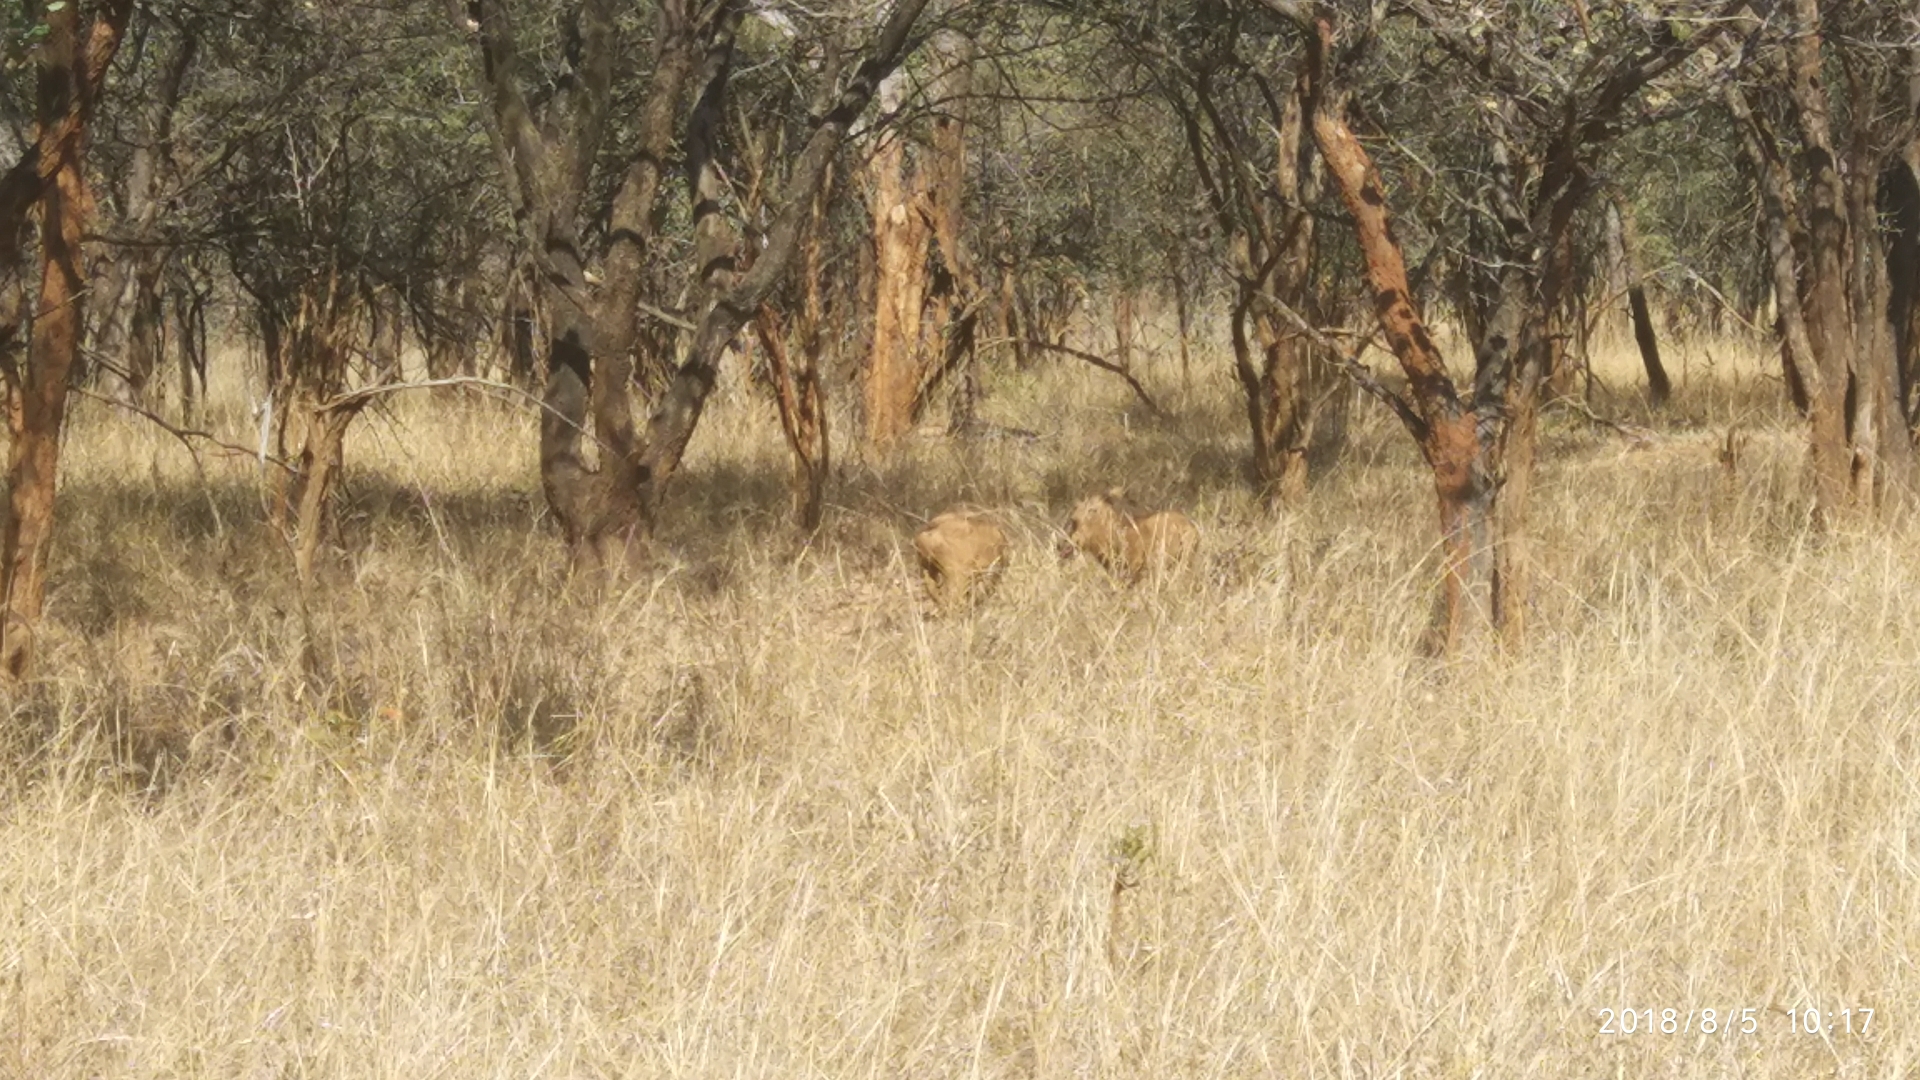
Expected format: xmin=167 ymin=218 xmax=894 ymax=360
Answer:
xmin=754 ymin=163 xmax=836 ymax=532
xmin=264 ymin=279 xmax=357 ymax=544
xmin=754 ymin=305 xmax=829 ymax=531
xmin=473 ymin=0 xmax=702 ymax=574
xmin=0 ymin=1 xmax=133 ymax=680
xmin=287 ymin=400 xmax=365 ymax=592
xmin=635 ymin=0 xmax=933 ymax=513
xmin=1201 ymin=61 xmax=1328 ymax=509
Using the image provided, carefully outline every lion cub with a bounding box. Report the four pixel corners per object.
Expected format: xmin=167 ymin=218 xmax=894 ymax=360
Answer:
xmin=1060 ymin=489 xmax=1199 ymax=583
xmin=913 ymin=510 xmax=1009 ymax=610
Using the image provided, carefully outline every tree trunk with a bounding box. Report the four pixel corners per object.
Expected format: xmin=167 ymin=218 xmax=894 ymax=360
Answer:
xmin=862 ymin=71 xmax=934 ymax=450
xmin=1607 ymin=197 xmax=1671 ymax=407
xmin=1887 ymin=150 xmax=1920 ymax=422
xmin=1208 ymin=63 xmax=1325 ymax=509
xmin=1729 ymin=85 xmax=1815 ymax=417
xmin=754 ymin=304 xmax=829 ymax=532
xmin=1309 ymin=54 xmax=1500 ymax=652
xmin=1786 ymin=0 xmax=1862 ymax=521
xmin=499 ymin=262 xmax=539 ymax=388
xmin=175 ymin=281 xmax=208 ymax=419
xmin=637 ymin=0 xmax=933 ymax=510
xmin=861 ymin=29 xmax=972 ymax=453
xmin=0 ymin=1 xmax=133 ymax=680
xmin=1843 ymin=73 xmax=1916 ymax=504
xmin=288 ymin=400 xmax=365 ymax=592
xmin=1171 ymin=258 xmax=1192 ymax=389
xmin=93 ymin=12 xmax=193 ymax=406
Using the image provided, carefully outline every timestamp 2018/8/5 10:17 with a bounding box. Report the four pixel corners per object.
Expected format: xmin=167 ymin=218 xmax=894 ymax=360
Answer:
xmin=1597 ymin=1007 xmax=1873 ymax=1037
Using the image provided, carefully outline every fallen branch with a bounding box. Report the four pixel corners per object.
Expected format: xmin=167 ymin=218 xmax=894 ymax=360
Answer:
xmin=983 ymin=336 xmax=1170 ymax=420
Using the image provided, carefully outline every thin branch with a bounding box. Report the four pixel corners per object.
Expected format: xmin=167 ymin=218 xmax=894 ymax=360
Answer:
xmin=319 ymin=374 xmax=559 ymax=415
xmin=635 ymin=294 xmax=697 ymax=331
xmin=1250 ymin=288 xmax=1430 ymax=440
xmin=74 ymin=385 xmax=293 ymax=468
xmin=984 ymin=336 xmax=1170 ymax=421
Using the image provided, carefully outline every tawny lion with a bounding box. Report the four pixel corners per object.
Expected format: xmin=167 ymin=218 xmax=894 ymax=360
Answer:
xmin=1060 ymin=489 xmax=1199 ymax=583
xmin=913 ymin=510 xmax=1008 ymax=610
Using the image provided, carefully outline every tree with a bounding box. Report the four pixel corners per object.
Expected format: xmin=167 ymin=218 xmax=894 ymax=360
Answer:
xmin=1279 ymin=1 xmax=1739 ymax=651
xmin=203 ymin=0 xmax=496 ymax=589
xmin=1605 ymin=192 xmax=1671 ymax=407
xmin=1144 ymin=5 xmax=1344 ymax=506
xmin=862 ymin=26 xmax=977 ymax=452
xmin=90 ymin=7 xmax=198 ymax=406
xmin=0 ymin=0 xmax=135 ymax=680
xmin=1728 ymin=0 xmax=1919 ymax=520
xmin=470 ymin=0 xmax=933 ymax=571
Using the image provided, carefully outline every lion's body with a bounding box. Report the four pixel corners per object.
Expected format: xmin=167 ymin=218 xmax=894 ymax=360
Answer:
xmin=914 ymin=511 xmax=1009 ymax=610
xmin=1062 ymin=491 xmax=1199 ymax=583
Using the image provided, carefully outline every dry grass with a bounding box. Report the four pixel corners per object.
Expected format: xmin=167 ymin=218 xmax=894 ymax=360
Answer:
xmin=2 ymin=331 xmax=1916 ymax=1078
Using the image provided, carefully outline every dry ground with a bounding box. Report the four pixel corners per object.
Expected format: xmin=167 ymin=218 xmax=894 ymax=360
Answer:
xmin=2 ymin=331 xmax=1917 ymax=1078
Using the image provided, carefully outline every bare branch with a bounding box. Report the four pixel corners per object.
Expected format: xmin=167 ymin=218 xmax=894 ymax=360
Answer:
xmin=75 ymin=386 xmax=293 ymax=469
xmin=1249 ymin=289 xmax=1429 ymax=440
xmin=984 ymin=336 xmax=1170 ymax=421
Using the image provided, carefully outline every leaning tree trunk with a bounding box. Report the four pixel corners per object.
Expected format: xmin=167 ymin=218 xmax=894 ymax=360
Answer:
xmin=1309 ymin=65 xmax=1500 ymax=652
xmin=0 ymin=1 xmax=132 ymax=680
xmin=1607 ymin=196 xmax=1671 ymax=407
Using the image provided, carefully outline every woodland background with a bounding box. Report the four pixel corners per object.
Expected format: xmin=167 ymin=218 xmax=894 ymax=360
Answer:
xmin=1 ymin=1 xmax=1918 ymax=1076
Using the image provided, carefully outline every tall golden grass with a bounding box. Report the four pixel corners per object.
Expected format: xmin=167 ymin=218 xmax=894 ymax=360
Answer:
xmin=2 ymin=331 xmax=1915 ymax=1077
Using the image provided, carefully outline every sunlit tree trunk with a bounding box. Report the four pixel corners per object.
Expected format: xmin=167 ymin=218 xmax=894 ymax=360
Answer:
xmin=862 ymin=30 xmax=973 ymax=452
xmin=0 ymin=0 xmax=133 ymax=680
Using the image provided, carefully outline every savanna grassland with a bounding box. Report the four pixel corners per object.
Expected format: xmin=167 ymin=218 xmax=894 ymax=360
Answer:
xmin=3 ymin=331 xmax=1918 ymax=1078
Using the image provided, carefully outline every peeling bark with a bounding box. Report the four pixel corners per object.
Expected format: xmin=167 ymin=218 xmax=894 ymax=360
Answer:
xmin=862 ymin=29 xmax=973 ymax=452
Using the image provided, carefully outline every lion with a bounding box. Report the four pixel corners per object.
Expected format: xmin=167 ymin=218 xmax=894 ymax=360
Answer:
xmin=1059 ymin=489 xmax=1199 ymax=583
xmin=913 ymin=509 xmax=1009 ymax=610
